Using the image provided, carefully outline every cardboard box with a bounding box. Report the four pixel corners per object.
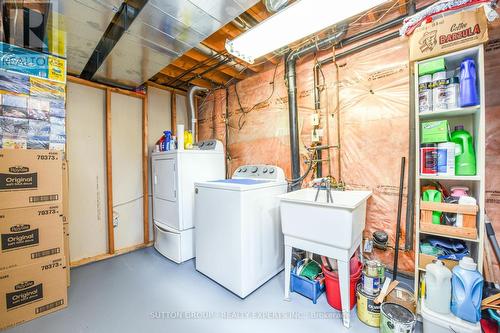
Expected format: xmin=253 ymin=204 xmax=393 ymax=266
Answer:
xmin=419 ymin=253 xmax=458 ymax=271
xmin=0 ymin=149 xmax=62 ymax=209
xmin=63 ymin=223 xmax=70 ymax=287
xmin=0 ymin=257 xmax=67 ymax=330
xmin=421 ymin=120 xmax=450 ymax=143
xmin=409 ymin=8 xmax=488 ymax=61
xmin=0 ymin=205 xmax=63 ymax=271
xmin=62 ymin=160 xmax=68 ymax=224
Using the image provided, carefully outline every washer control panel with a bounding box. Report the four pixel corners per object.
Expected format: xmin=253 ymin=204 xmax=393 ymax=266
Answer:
xmin=196 ymin=139 xmax=223 ymax=151
xmin=233 ymin=165 xmax=285 ymax=181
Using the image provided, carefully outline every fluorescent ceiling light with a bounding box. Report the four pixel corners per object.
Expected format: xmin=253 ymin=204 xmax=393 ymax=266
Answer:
xmin=226 ymin=0 xmax=388 ymax=64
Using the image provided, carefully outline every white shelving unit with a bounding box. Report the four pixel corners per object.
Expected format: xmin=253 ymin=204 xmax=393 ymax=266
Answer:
xmin=413 ymin=45 xmax=486 ymax=313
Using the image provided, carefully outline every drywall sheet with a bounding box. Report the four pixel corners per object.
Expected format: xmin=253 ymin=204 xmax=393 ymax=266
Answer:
xmin=111 ymin=93 xmax=144 ymax=250
xmin=66 ymin=82 xmax=108 ymax=261
xmin=147 ymin=86 xmax=172 ymax=241
xmin=176 ymin=94 xmax=188 ymax=127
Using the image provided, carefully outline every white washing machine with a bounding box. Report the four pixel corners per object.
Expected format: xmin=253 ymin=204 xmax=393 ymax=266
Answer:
xmin=194 ymin=165 xmax=287 ymax=298
xmin=151 ymin=139 xmax=225 ymax=263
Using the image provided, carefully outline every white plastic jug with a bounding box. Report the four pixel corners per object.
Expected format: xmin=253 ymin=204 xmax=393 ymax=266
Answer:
xmin=425 ymin=260 xmax=452 ymax=314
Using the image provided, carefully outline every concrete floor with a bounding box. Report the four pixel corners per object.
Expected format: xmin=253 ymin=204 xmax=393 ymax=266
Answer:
xmin=7 ymin=247 xmax=422 ymax=333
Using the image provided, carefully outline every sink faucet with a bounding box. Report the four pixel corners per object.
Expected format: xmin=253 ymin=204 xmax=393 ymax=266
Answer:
xmin=313 ymin=178 xmax=334 ymax=203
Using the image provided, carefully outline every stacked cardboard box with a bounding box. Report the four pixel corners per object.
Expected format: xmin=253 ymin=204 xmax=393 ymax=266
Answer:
xmin=0 ymin=149 xmax=67 ymax=330
xmin=62 ymin=160 xmax=70 ymax=287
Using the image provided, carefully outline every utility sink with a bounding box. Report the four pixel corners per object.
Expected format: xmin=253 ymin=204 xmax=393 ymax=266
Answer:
xmin=279 ymin=188 xmax=372 ymax=249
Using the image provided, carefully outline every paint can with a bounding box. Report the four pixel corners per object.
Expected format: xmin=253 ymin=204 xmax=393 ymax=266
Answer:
xmin=380 ymin=302 xmax=416 ymax=333
xmin=386 ymin=286 xmax=416 ymax=314
xmin=356 ymin=284 xmax=380 ymax=327
xmin=362 ymin=272 xmax=381 ymax=296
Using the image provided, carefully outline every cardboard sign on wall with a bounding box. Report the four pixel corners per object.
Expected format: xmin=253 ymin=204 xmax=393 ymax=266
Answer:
xmin=410 ymin=8 xmax=489 ymax=61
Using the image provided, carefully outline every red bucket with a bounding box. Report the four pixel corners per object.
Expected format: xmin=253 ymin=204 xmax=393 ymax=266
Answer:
xmin=322 ymin=256 xmax=362 ymax=310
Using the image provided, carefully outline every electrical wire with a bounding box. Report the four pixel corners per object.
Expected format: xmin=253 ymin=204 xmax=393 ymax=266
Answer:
xmin=234 ymin=61 xmax=280 ymax=130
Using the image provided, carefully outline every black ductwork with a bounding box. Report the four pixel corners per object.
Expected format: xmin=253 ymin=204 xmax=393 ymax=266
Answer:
xmin=80 ymin=0 xmax=148 ymax=80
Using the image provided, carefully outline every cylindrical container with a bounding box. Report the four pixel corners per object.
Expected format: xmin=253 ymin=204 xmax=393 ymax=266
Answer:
xmin=380 ymin=302 xmax=416 ymax=333
xmin=432 ymin=71 xmax=448 ymax=111
xmin=420 ymin=143 xmax=437 ymax=175
xmin=362 ymin=271 xmax=381 ymax=296
xmin=365 ymin=260 xmax=379 ymax=277
xmin=356 ymin=284 xmax=381 ymax=327
xmin=437 ymin=142 xmax=455 ymax=176
xmin=386 ymin=286 xmax=416 ymax=314
xmin=322 ymin=257 xmax=362 ymax=311
xmin=176 ymin=124 xmax=184 ymax=151
xmin=418 ymin=75 xmax=433 ymax=113
xmin=446 ymin=77 xmax=460 ymax=109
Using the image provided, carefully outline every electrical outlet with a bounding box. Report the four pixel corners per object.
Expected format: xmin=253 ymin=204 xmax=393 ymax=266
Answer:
xmin=113 ymin=211 xmax=119 ymax=227
xmin=311 ymin=130 xmax=320 ymax=143
xmin=311 ymin=113 xmax=320 ymax=126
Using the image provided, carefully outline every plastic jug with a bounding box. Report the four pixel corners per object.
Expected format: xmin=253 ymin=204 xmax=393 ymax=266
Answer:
xmin=422 ymin=189 xmax=442 ymax=224
xmin=184 ymin=130 xmax=193 ymax=149
xmin=459 ymin=58 xmax=479 ymax=107
xmin=451 ymin=125 xmax=476 ymax=176
xmin=451 ymin=257 xmax=483 ymax=323
xmin=425 ymin=260 xmax=452 ymax=314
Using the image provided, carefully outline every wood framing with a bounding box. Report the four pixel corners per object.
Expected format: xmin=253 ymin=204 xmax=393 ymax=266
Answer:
xmin=142 ymin=96 xmax=149 ymax=244
xmin=146 ymin=81 xmax=187 ymax=96
xmin=68 ymin=76 xmax=146 ymax=99
xmin=171 ymin=92 xmax=177 ymax=135
xmin=105 ymin=89 xmax=115 ymax=255
xmin=70 ymin=242 xmax=154 ymax=268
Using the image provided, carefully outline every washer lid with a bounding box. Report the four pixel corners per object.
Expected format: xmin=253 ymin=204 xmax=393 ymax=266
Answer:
xmin=195 ymin=178 xmax=286 ymax=191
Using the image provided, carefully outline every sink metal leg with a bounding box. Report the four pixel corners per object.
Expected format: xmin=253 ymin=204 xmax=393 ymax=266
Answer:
xmin=284 ymin=244 xmax=292 ymax=301
xmin=337 ymin=259 xmax=351 ymax=328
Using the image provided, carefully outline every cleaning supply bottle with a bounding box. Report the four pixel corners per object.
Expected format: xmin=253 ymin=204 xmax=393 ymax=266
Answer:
xmin=459 ymin=58 xmax=479 ymax=107
xmin=451 ymin=125 xmax=476 ymax=176
xmin=184 ymin=130 xmax=193 ymax=149
xmin=422 ymin=189 xmax=442 ymax=224
xmin=451 ymin=257 xmax=483 ymax=323
xmin=425 ymin=260 xmax=452 ymax=314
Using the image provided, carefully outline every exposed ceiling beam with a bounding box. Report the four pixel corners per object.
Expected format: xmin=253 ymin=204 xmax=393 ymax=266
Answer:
xmin=184 ymin=49 xmax=247 ymax=80
xmin=169 ymin=56 xmax=232 ymax=85
xmin=156 ymin=73 xmax=212 ymax=89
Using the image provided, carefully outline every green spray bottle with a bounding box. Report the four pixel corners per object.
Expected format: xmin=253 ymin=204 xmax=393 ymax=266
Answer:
xmin=451 ymin=125 xmax=476 ymax=176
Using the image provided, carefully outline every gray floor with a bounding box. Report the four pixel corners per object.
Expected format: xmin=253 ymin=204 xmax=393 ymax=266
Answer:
xmin=7 ymin=247 xmax=422 ymax=333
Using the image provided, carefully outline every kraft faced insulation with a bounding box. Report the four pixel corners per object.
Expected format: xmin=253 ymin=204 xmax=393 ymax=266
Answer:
xmin=198 ymin=19 xmax=500 ymax=277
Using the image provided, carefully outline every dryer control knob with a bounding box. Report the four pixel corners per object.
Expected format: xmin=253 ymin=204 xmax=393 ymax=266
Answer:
xmin=241 ymin=167 xmax=247 ymax=172
xmin=262 ymin=168 xmax=268 ymax=173
xmin=251 ymin=166 xmax=258 ymax=173
xmin=269 ymin=168 xmax=275 ymax=174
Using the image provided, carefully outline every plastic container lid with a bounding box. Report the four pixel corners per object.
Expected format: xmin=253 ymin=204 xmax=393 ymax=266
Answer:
xmin=459 ymin=257 xmax=477 ymax=271
xmin=432 ymin=71 xmax=447 ymax=81
xmin=419 ymin=74 xmax=432 ymax=84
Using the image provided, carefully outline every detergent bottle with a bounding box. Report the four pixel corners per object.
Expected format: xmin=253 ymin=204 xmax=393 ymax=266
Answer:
xmin=422 ymin=189 xmax=442 ymax=224
xmin=459 ymin=58 xmax=479 ymax=107
xmin=451 ymin=125 xmax=476 ymax=176
xmin=425 ymin=260 xmax=452 ymax=314
xmin=451 ymin=257 xmax=483 ymax=323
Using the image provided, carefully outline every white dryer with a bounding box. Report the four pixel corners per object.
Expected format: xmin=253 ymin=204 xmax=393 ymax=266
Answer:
xmin=194 ymin=165 xmax=287 ymax=298
xmin=152 ymin=139 xmax=225 ymax=263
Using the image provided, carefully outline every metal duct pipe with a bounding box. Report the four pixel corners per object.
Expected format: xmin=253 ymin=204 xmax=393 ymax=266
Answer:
xmin=187 ymin=85 xmax=209 ymax=143
xmin=285 ymin=56 xmax=301 ymax=190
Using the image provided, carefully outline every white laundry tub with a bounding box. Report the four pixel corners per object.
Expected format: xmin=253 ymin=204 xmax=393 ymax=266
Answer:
xmin=279 ymin=188 xmax=372 ymax=250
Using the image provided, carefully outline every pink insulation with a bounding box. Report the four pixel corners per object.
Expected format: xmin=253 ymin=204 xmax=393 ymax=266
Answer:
xmin=198 ymin=19 xmax=500 ymax=277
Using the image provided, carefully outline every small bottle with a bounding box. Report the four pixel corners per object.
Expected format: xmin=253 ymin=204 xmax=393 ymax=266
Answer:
xmin=446 ymin=77 xmax=460 ymax=109
xmin=432 ymin=71 xmax=448 ymax=111
xmin=418 ymin=75 xmax=433 ymax=113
